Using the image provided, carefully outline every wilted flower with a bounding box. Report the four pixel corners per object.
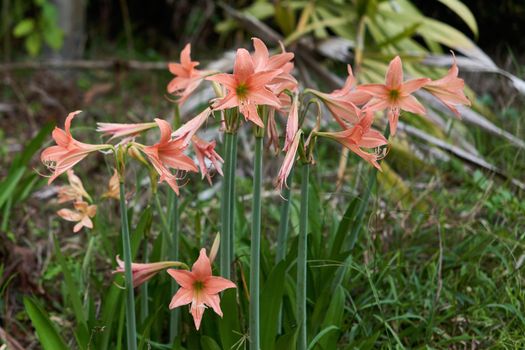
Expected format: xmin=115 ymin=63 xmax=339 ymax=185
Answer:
xmin=57 ymin=201 xmax=97 ymax=233
xmin=358 ymin=56 xmax=430 ymax=135
xmin=316 ymin=111 xmax=388 ymax=170
xmin=141 ymin=118 xmax=198 ymax=194
xmin=167 ymin=248 xmax=236 ymax=330
xmin=423 ymin=54 xmax=470 ymax=117
xmin=206 ymin=48 xmax=281 ymax=127
xmin=113 ymin=256 xmax=185 ymax=288
xmin=191 ymin=136 xmax=224 ymax=184
xmin=57 ymin=170 xmax=91 ymax=203
xmin=167 ymin=43 xmax=209 ymax=105
xmin=102 ymin=169 xmax=120 ymax=200
xmin=41 ymin=111 xmax=110 ymax=184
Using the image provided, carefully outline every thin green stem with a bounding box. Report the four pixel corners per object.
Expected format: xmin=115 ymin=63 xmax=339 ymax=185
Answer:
xmin=82 ymin=234 xmax=96 ymax=279
xmin=221 ymin=132 xmax=234 ymax=278
xmin=229 ymin=132 xmax=238 ymax=265
xmin=250 ymin=136 xmax=263 ymax=350
xmin=119 ymin=181 xmax=137 ymax=350
xmin=297 ymin=163 xmax=310 ymax=350
xmin=140 ymin=240 xmax=148 ymax=325
xmin=168 ymin=191 xmax=180 ymax=342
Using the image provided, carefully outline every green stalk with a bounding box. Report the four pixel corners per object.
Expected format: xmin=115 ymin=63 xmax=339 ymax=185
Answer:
xmin=168 ymin=191 xmax=180 ymax=341
xmin=82 ymin=233 xmax=97 ymax=279
xmin=297 ymin=163 xmax=309 ymax=350
xmin=140 ymin=240 xmax=148 ymax=325
xmin=220 ymin=132 xmax=234 ymax=278
xmin=276 ymin=167 xmax=293 ymax=334
xmin=154 ymin=193 xmax=170 ymax=258
xmin=276 ymin=167 xmax=294 ymax=263
xmin=119 ymin=181 xmax=137 ymax=350
xmin=250 ymin=136 xmax=263 ymax=350
xmin=229 ymin=132 xmax=238 ymax=264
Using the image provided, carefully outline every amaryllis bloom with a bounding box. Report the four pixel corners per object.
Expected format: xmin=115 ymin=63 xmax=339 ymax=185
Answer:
xmin=358 ymin=56 xmax=430 ymax=135
xmin=172 ymin=107 xmax=212 ymax=146
xmin=41 ymin=111 xmax=110 ymax=184
xmin=96 ymin=121 xmax=156 ymax=140
xmin=113 ymin=256 xmax=184 ymax=288
xmin=57 ymin=201 xmax=97 ymax=233
xmin=308 ymin=65 xmax=370 ymax=126
xmin=206 ymin=48 xmax=281 ymax=127
xmin=167 ymin=43 xmax=209 ymax=105
xmin=141 ymin=119 xmax=198 ymax=194
xmin=266 ymin=108 xmax=280 ymax=153
xmin=167 ymin=248 xmax=236 ymax=330
xmin=102 ymin=169 xmax=120 ymax=200
xmin=316 ymin=111 xmax=388 ymax=170
xmin=57 ymin=170 xmax=91 ymax=203
xmin=423 ymin=55 xmax=470 ymax=117
xmin=276 ymin=130 xmax=302 ymax=191
xmin=251 ymin=37 xmax=297 ymax=94
xmin=191 ymin=136 xmax=224 ymax=185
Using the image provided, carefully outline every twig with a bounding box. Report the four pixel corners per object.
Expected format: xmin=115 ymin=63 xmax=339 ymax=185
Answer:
xmin=0 ymin=59 xmax=169 ymax=71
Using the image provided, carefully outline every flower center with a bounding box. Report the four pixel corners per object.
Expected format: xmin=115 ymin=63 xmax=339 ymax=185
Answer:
xmin=389 ymin=89 xmax=400 ymax=101
xmin=236 ymin=83 xmax=249 ymax=99
xmin=193 ymin=280 xmax=204 ymax=292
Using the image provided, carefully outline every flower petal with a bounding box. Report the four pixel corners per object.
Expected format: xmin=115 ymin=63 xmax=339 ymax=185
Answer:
xmin=169 ymin=287 xmax=193 ymax=309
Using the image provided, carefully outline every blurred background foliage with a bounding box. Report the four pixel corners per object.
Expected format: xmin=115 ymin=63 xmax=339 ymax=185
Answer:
xmin=1 ymin=0 xmax=525 ymax=349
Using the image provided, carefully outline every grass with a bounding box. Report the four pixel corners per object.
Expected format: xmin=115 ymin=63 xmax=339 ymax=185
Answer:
xmin=0 ymin=65 xmax=524 ymax=349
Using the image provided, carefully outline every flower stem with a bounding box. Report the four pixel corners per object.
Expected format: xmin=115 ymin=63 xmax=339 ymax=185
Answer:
xmin=119 ymin=181 xmax=137 ymax=350
xmin=81 ymin=233 xmax=96 ymax=280
xmin=229 ymin=132 xmax=238 ymax=265
xmin=168 ymin=191 xmax=180 ymax=342
xmin=220 ymin=132 xmax=234 ymax=278
xmin=297 ymin=163 xmax=309 ymax=350
xmin=250 ymin=135 xmax=263 ymax=350
xmin=140 ymin=239 xmax=148 ymax=325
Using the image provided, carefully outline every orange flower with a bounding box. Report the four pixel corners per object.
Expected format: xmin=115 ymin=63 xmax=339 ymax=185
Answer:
xmin=423 ymin=54 xmax=470 ymax=117
xmin=57 ymin=170 xmax=91 ymax=203
xmin=206 ymin=48 xmax=281 ymax=127
xmin=276 ymin=130 xmax=302 ymax=191
xmin=191 ymin=136 xmax=224 ymax=185
xmin=316 ymin=111 xmax=388 ymax=170
xmin=308 ymin=65 xmax=370 ymax=126
xmin=41 ymin=111 xmax=110 ymax=184
xmin=141 ymin=119 xmax=198 ymax=194
xmin=96 ymin=122 xmax=156 ymax=140
xmin=113 ymin=256 xmax=183 ymax=288
xmin=167 ymin=248 xmax=236 ymax=330
xmin=171 ymin=107 xmax=212 ymax=146
xmin=358 ymin=56 xmax=430 ymax=135
xmin=251 ymin=38 xmax=297 ymax=94
xmin=57 ymin=201 xmax=97 ymax=233
xmin=167 ymin=43 xmax=209 ymax=105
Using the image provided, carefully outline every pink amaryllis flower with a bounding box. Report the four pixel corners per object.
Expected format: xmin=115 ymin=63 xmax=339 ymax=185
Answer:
xmin=167 ymin=43 xmax=209 ymax=105
xmin=191 ymin=136 xmax=224 ymax=185
xmin=96 ymin=122 xmax=156 ymax=140
xmin=358 ymin=56 xmax=430 ymax=135
xmin=423 ymin=55 xmax=470 ymax=117
xmin=206 ymin=48 xmax=281 ymax=127
xmin=308 ymin=65 xmax=370 ymax=126
xmin=167 ymin=248 xmax=236 ymax=330
xmin=57 ymin=170 xmax=92 ymax=203
xmin=41 ymin=111 xmax=110 ymax=184
xmin=283 ymin=93 xmax=299 ymax=152
xmin=113 ymin=256 xmax=185 ymax=288
xmin=275 ymin=130 xmax=302 ymax=191
xmin=57 ymin=201 xmax=97 ymax=233
xmin=141 ymin=119 xmax=198 ymax=195
xmin=316 ymin=111 xmax=388 ymax=170
xmin=171 ymin=107 xmax=212 ymax=146
xmin=251 ymin=38 xmax=297 ymax=94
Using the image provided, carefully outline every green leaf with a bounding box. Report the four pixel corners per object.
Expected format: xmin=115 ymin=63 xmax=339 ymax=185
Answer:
xmin=24 ymin=297 xmax=69 ymax=350
xmin=307 ymin=325 xmax=338 ymax=350
xmin=330 ymin=197 xmax=359 ymax=258
xmin=13 ymin=19 xmax=35 ymax=37
xmin=43 ymin=26 xmax=64 ymax=50
xmin=200 ymin=336 xmax=222 ymax=350
xmin=25 ymin=32 xmax=42 ymax=56
xmin=437 ymin=0 xmax=478 ymax=37
xmin=318 ymin=286 xmax=345 ymax=349
xmin=217 ymin=288 xmax=241 ymax=350
xmin=261 ymin=260 xmax=287 ymax=350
